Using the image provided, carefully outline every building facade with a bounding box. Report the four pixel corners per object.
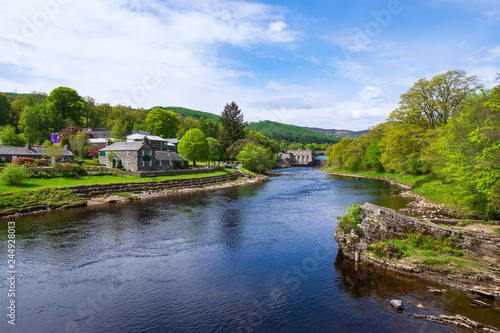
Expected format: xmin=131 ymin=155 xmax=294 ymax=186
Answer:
xmin=0 ymin=144 xmax=74 ymax=163
xmin=98 ymin=138 xmax=187 ymax=172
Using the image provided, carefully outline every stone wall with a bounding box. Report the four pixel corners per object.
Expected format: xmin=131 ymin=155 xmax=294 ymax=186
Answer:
xmin=67 ymin=171 xmax=242 ymax=198
xmin=129 ymin=166 xmax=222 ymax=178
xmin=335 ymin=203 xmax=500 ymax=262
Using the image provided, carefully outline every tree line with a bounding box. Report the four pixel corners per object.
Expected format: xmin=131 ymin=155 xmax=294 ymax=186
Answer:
xmin=327 ymin=70 xmax=500 ymax=218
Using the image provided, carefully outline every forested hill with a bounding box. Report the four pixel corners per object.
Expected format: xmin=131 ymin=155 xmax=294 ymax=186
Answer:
xmin=304 ymin=127 xmax=369 ymax=139
xmin=247 ymin=120 xmax=340 ymax=144
xmin=157 ymin=106 xmax=219 ymax=122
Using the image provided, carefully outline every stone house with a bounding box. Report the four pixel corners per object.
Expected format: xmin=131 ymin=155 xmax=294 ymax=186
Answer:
xmin=98 ymin=138 xmax=188 ymax=172
xmin=0 ymin=143 xmax=74 ymax=163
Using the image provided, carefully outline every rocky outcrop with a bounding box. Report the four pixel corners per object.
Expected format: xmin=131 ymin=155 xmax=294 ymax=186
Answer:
xmin=335 ymin=203 xmax=500 ymax=301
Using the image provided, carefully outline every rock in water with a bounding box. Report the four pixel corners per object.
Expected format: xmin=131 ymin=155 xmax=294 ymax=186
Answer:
xmin=390 ymin=299 xmax=404 ymax=311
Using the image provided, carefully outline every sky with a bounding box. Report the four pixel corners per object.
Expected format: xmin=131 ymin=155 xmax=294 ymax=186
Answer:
xmin=1 ymin=0 xmax=499 ymax=131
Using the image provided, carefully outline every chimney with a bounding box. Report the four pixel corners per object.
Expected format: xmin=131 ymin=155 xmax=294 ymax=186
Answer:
xmin=25 ymin=142 xmax=32 ymax=149
xmin=64 ymin=144 xmax=69 ymax=151
xmin=106 ymin=139 xmax=111 ymax=147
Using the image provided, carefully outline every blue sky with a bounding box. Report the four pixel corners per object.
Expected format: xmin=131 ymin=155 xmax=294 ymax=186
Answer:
xmin=1 ymin=0 xmax=499 ymax=130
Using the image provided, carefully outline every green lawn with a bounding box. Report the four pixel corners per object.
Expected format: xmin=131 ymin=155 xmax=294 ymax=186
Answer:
xmin=0 ymin=169 xmax=236 ymax=194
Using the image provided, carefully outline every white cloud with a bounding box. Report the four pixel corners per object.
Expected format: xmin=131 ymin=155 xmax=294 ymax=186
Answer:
xmin=359 ymin=86 xmax=387 ymax=103
xmin=0 ymin=0 xmax=298 ymax=111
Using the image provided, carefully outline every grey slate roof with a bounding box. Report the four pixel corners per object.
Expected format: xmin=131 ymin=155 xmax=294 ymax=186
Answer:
xmin=100 ymin=142 xmax=145 ymax=151
xmin=0 ymin=146 xmax=73 ymax=157
xmin=155 ymin=151 xmax=188 ymax=161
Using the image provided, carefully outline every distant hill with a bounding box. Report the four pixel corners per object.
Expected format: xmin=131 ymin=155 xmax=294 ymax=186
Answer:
xmin=155 ymin=106 xmax=219 ymax=122
xmin=303 ymin=127 xmax=369 ymax=139
xmin=1 ymin=92 xmax=28 ymax=99
xmin=248 ymin=120 xmax=339 ymax=144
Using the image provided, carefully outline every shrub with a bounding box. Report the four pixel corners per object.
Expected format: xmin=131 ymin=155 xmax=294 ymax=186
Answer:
xmin=338 ymin=204 xmax=364 ymax=236
xmin=0 ymin=165 xmax=28 ymax=185
xmin=12 ymin=157 xmax=35 ymax=166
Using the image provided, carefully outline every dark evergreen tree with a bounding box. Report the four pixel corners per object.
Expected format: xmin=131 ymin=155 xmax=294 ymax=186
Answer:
xmin=218 ymin=102 xmax=247 ymax=155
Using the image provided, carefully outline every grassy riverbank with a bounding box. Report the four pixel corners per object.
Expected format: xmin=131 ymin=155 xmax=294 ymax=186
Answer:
xmin=0 ymin=168 xmax=253 ymax=217
xmin=322 ymin=167 xmax=466 ymax=216
xmin=0 ymin=169 xmax=237 ymax=194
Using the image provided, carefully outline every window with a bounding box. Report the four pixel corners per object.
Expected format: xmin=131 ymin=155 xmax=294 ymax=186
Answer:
xmin=159 ymin=161 xmax=162 ymax=166
xmin=149 ymin=151 xmax=152 ymax=156
xmin=127 ymin=160 xmax=130 ymax=166
xmin=1 ymin=157 xmax=5 ymax=162
xmin=142 ymin=161 xmax=145 ymax=166
xmin=149 ymin=161 xmax=152 ymax=167
xmin=106 ymin=160 xmax=109 ymax=165
xmin=127 ymin=151 xmax=130 ymax=156
xmin=142 ymin=151 xmax=144 ymax=156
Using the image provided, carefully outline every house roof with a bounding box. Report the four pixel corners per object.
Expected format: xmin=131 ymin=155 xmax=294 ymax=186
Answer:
xmin=100 ymin=141 xmax=146 ymax=151
xmin=127 ymin=134 xmax=168 ymax=142
xmin=0 ymin=146 xmax=73 ymax=156
xmin=155 ymin=151 xmax=188 ymax=162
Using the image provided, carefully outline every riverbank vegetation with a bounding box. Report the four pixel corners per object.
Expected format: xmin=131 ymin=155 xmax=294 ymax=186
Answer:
xmin=325 ymin=70 xmax=500 ymax=219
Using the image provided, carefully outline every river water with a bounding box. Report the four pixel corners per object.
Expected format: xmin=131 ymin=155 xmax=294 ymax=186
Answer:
xmin=1 ymin=168 xmax=499 ymax=332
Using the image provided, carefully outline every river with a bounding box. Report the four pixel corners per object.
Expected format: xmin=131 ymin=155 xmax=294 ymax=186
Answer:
xmin=1 ymin=168 xmax=499 ymax=332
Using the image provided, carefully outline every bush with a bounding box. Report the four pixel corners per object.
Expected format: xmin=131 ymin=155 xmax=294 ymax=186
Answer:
xmin=337 ymin=204 xmax=364 ymax=236
xmin=12 ymin=157 xmax=35 ymax=166
xmin=0 ymin=165 xmax=28 ymax=185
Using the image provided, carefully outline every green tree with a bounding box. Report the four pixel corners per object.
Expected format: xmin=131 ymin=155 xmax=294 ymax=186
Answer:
xmin=218 ymin=102 xmax=247 ymax=154
xmin=0 ymin=93 xmax=11 ymax=126
xmin=177 ymin=116 xmax=198 ymax=138
xmin=389 ymin=70 xmax=482 ymax=129
xmin=430 ymin=88 xmax=500 ymax=218
xmin=47 ymin=87 xmax=86 ymax=126
xmin=111 ymin=119 xmax=127 ymax=141
xmin=0 ymin=125 xmax=25 ymax=146
xmin=207 ymin=137 xmax=224 ymax=164
xmin=177 ymin=128 xmax=209 ymax=166
xmin=363 ymin=139 xmax=384 ymax=172
xmin=327 ymin=138 xmax=354 ymax=169
xmin=36 ymin=102 xmax=65 ymax=139
xmin=145 ymin=108 xmax=181 ymax=138
xmin=19 ymin=106 xmax=41 ymax=144
xmin=69 ymin=131 xmax=89 ymax=158
xmin=226 ymin=138 xmax=253 ymax=160
xmin=236 ymin=143 xmax=272 ymax=173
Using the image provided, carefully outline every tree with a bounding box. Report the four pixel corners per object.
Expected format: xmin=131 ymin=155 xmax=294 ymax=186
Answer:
xmin=111 ymin=119 xmax=127 ymax=141
xmin=69 ymin=131 xmax=89 ymax=158
xmin=45 ymin=146 xmax=65 ymax=163
xmin=389 ymin=70 xmax=482 ymax=129
xmin=429 ymin=88 xmax=500 ymax=218
xmin=207 ymin=137 xmax=224 ymax=164
xmin=177 ymin=128 xmax=209 ymax=166
xmin=19 ymin=106 xmax=41 ymax=144
xmin=145 ymin=108 xmax=181 ymax=138
xmin=236 ymin=143 xmax=273 ymax=173
xmin=46 ymin=87 xmax=86 ymax=126
xmin=36 ymin=102 xmax=65 ymax=139
xmin=0 ymin=93 xmax=11 ymax=126
xmin=177 ymin=116 xmax=198 ymax=138
xmin=0 ymin=125 xmax=25 ymax=146
xmin=218 ymin=102 xmax=247 ymax=154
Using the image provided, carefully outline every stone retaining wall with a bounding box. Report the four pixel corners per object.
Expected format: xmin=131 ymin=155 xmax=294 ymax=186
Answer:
xmin=128 ymin=166 xmax=222 ymax=177
xmin=67 ymin=171 xmax=242 ymax=198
